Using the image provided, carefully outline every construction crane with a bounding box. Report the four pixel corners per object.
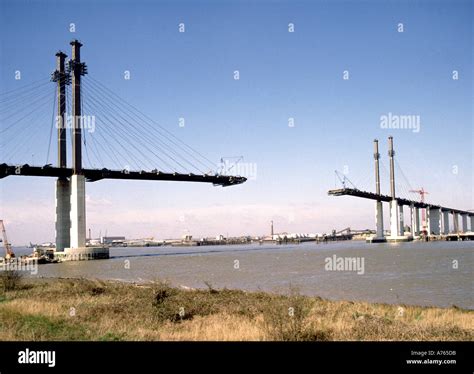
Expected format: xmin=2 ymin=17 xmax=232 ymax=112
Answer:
xmin=334 ymin=170 xmax=358 ymax=190
xmin=335 ymin=227 xmax=351 ymax=235
xmin=410 ymin=188 xmax=429 ymax=229
xmin=218 ymin=156 xmax=244 ymax=176
xmin=0 ymin=220 xmax=15 ymax=260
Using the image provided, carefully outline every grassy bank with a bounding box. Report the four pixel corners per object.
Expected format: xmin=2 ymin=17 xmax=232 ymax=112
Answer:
xmin=0 ymin=274 xmax=472 ymax=341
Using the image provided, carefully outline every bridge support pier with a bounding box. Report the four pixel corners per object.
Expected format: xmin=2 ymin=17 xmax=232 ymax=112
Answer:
xmin=453 ymin=213 xmax=459 ymax=233
xmin=390 ymin=200 xmax=399 ymax=237
xmin=375 ymin=201 xmax=384 ymax=238
xmin=367 ymin=200 xmax=386 ymax=243
xmin=470 ymin=216 xmax=474 ymax=232
xmin=461 ymin=214 xmax=468 ymax=233
xmin=398 ymin=205 xmax=405 ymax=236
xmin=427 ymin=208 xmax=441 ymax=235
xmin=64 ymin=174 xmax=109 ymax=260
xmin=69 ymin=174 xmax=86 ymax=248
xmin=387 ymin=200 xmax=409 ymax=242
xmin=55 ymin=179 xmax=70 ymax=251
xmin=442 ymin=211 xmax=450 ymax=235
xmin=411 ymin=205 xmax=420 ymax=237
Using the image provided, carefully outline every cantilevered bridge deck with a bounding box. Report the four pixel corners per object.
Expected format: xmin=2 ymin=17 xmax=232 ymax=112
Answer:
xmin=328 ymin=188 xmax=473 ymax=216
xmin=0 ymin=164 xmax=246 ymax=187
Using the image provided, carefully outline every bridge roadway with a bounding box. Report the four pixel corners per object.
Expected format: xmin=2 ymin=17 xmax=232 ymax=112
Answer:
xmin=0 ymin=163 xmax=246 ymax=187
xmin=328 ymin=188 xmax=473 ymax=216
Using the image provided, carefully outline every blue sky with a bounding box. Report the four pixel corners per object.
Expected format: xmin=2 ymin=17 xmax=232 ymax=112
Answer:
xmin=0 ymin=0 xmax=472 ymax=244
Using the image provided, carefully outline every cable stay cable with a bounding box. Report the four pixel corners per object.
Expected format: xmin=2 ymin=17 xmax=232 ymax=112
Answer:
xmin=82 ymin=83 xmax=155 ymax=170
xmin=0 ymin=95 xmax=55 ymax=150
xmin=83 ymin=83 xmax=190 ymax=172
xmin=83 ymin=79 xmax=208 ymax=173
xmin=5 ymin=100 xmax=54 ymax=164
xmin=86 ymin=76 xmax=217 ymax=173
xmin=86 ymin=76 xmax=217 ymax=170
xmin=81 ymin=86 xmax=122 ymax=170
xmin=82 ymin=99 xmax=158 ymax=170
xmin=45 ymin=85 xmax=58 ymax=164
xmin=0 ymin=77 xmax=52 ymax=102
xmin=379 ymin=160 xmax=391 ymax=196
xmin=0 ymin=89 xmax=56 ymax=132
xmin=83 ymin=103 xmax=138 ymax=169
xmin=82 ymin=86 xmax=175 ymax=171
xmin=394 ymin=163 xmax=410 ymax=200
xmin=82 ymin=102 xmax=145 ymax=170
xmin=3 ymin=97 xmax=54 ymax=154
xmin=0 ymin=83 xmax=54 ymax=114
xmin=80 ymin=82 xmax=95 ymax=169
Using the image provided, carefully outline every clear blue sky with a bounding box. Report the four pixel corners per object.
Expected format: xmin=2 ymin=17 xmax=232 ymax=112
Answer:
xmin=0 ymin=0 xmax=472 ymax=244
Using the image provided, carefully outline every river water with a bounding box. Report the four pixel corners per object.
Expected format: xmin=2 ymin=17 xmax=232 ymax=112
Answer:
xmin=12 ymin=240 xmax=473 ymax=309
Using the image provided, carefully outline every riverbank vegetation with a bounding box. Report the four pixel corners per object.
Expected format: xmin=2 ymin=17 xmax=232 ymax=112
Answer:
xmin=0 ymin=275 xmax=472 ymax=341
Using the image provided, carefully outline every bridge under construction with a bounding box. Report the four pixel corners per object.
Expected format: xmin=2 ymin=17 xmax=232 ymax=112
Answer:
xmin=328 ymin=137 xmax=473 ymax=242
xmin=0 ymin=40 xmax=246 ymax=260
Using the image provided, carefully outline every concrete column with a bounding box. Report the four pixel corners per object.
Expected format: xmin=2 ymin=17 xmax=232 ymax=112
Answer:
xmin=442 ymin=211 xmax=450 ymax=235
xmin=375 ymin=201 xmax=384 ymax=238
xmin=70 ymin=174 xmax=86 ymax=248
xmin=453 ymin=213 xmax=459 ymax=233
xmin=461 ymin=214 xmax=468 ymax=233
xmin=398 ymin=204 xmax=404 ymax=236
xmin=386 ymin=137 xmax=407 ymax=242
xmin=373 ymin=139 xmax=384 ymax=240
xmin=61 ymin=41 xmax=108 ymax=261
xmin=69 ymin=40 xmax=86 ymax=250
xmin=70 ymin=40 xmax=83 ymax=174
xmin=427 ymin=208 xmax=441 ymax=235
xmin=55 ymin=179 xmax=70 ymax=251
xmin=53 ymin=51 xmax=70 ymax=251
xmin=411 ymin=205 xmax=420 ymax=236
xmin=388 ymin=136 xmax=396 ymax=199
xmin=420 ymin=208 xmax=427 ymax=232
xmin=390 ymin=200 xmax=399 ymax=237
xmin=470 ymin=216 xmax=474 ymax=232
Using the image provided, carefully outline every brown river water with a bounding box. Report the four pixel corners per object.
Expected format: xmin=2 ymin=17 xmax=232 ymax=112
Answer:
xmin=13 ymin=240 xmax=473 ymax=309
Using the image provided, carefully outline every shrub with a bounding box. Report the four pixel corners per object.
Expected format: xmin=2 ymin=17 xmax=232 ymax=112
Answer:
xmin=263 ymin=288 xmax=331 ymax=341
xmin=153 ymin=283 xmax=215 ymax=323
xmin=0 ymin=270 xmax=23 ymax=292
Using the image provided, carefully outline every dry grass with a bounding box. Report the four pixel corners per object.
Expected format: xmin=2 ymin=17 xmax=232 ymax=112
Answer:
xmin=0 ymin=277 xmax=472 ymax=341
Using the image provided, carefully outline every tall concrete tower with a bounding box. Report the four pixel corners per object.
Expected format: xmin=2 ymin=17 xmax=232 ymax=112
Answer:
xmin=63 ymin=41 xmax=109 ymax=260
xmin=372 ymin=139 xmax=385 ymax=241
xmin=387 ymin=136 xmax=407 ymax=241
xmin=69 ymin=40 xmax=87 ymax=249
xmin=53 ymin=51 xmax=71 ymax=251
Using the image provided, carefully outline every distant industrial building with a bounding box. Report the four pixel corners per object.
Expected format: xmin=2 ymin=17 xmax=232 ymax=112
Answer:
xmin=100 ymin=236 xmax=125 ymax=245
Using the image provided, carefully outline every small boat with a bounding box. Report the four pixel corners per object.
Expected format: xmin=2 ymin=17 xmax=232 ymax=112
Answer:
xmin=20 ymin=247 xmax=60 ymax=264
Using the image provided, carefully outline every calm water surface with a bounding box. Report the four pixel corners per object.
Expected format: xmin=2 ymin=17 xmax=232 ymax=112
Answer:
xmin=14 ymin=240 xmax=473 ymax=309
